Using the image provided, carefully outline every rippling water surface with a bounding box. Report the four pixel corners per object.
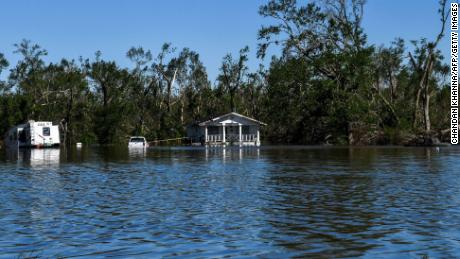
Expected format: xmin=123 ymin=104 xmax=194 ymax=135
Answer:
xmin=0 ymin=146 xmax=460 ymax=258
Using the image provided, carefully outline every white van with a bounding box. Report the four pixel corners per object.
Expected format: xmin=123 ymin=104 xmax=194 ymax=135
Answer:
xmin=128 ymin=136 xmax=148 ymax=148
xmin=5 ymin=120 xmax=60 ymax=148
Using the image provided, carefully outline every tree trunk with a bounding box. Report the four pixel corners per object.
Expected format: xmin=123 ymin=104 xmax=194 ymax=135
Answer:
xmin=413 ymin=87 xmax=422 ymax=129
xmin=423 ymin=60 xmax=434 ymax=132
xmin=166 ymin=79 xmax=171 ymax=112
xmin=65 ymin=87 xmax=73 ymax=145
xmin=413 ymin=56 xmax=433 ymax=130
xmin=389 ymin=72 xmax=397 ymax=103
xmin=424 ymin=91 xmax=431 ymax=132
xmin=230 ymin=93 xmax=235 ymax=112
xmin=180 ymin=97 xmax=184 ymax=125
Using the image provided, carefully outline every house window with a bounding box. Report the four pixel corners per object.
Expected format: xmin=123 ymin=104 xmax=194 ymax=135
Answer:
xmin=43 ymin=127 xmax=50 ymax=136
xmin=243 ymin=126 xmax=250 ymax=134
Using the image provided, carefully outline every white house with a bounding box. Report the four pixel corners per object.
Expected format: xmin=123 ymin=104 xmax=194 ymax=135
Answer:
xmin=187 ymin=112 xmax=266 ymax=146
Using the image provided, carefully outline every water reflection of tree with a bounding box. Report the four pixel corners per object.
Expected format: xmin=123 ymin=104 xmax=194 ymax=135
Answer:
xmin=258 ymin=147 xmax=381 ymax=257
xmin=259 ymin=147 xmax=458 ymax=257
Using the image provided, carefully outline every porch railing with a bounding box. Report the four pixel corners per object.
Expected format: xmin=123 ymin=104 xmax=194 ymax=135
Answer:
xmin=207 ymin=134 xmax=256 ymax=142
xmin=207 ymin=134 xmax=223 ymax=142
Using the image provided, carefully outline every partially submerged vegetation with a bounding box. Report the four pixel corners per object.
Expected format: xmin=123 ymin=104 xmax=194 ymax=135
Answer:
xmin=0 ymin=0 xmax=450 ymax=146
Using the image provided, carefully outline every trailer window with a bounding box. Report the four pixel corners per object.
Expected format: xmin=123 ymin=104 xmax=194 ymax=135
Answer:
xmin=43 ymin=127 xmax=50 ymax=136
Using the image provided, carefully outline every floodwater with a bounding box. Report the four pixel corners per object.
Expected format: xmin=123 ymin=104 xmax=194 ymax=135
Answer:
xmin=0 ymin=146 xmax=459 ymax=258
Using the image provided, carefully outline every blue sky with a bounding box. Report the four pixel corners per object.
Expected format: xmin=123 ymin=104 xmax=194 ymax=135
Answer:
xmin=0 ymin=0 xmax=450 ymax=82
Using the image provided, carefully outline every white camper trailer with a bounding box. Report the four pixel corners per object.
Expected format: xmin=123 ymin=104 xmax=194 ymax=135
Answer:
xmin=4 ymin=121 xmax=60 ymax=148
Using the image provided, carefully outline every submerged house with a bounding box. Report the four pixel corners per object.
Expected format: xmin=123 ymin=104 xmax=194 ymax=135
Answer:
xmin=187 ymin=112 xmax=266 ymax=146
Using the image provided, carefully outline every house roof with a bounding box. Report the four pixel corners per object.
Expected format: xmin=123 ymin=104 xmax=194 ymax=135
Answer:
xmin=198 ymin=112 xmax=267 ymax=126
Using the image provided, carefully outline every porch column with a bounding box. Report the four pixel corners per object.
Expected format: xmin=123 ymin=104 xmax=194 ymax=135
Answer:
xmin=256 ymin=128 xmax=260 ymax=146
xmin=238 ymin=123 xmax=242 ymax=147
xmin=222 ymin=123 xmax=226 ymax=145
xmin=204 ymin=126 xmax=208 ymax=144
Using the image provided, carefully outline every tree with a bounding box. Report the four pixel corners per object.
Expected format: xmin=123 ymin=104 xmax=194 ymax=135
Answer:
xmin=240 ymin=64 xmax=266 ymax=118
xmin=372 ymin=39 xmax=405 ymax=127
xmin=127 ymin=47 xmax=154 ymax=136
xmin=0 ymin=53 xmax=9 ymax=93
xmin=258 ymin=0 xmax=375 ymax=143
xmin=375 ymin=39 xmax=405 ymax=103
xmin=9 ymin=39 xmax=48 ymax=119
xmin=409 ymin=0 xmax=448 ymax=133
xmin=86 ymin=53 xmax=133 ymax=144
xmin=43 ymin=59 xmax=90 ymax=145
xmin=151 ymin=43 xmax=179 ymax=112
xmin=173 ymin=49 xmax=212 ymax=123
xmin=217 ymin=46 xmax=249 ymax=112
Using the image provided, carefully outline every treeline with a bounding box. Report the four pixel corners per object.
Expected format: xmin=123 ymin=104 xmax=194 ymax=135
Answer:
xmin=0 ymin=0 xmax=451 ymax=145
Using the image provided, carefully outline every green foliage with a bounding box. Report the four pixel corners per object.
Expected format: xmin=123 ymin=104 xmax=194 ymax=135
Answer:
xmin=0 ymin=1 xmax=450 ymax=145
xmin=217 ymin=46 xmax=249 ymax=112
